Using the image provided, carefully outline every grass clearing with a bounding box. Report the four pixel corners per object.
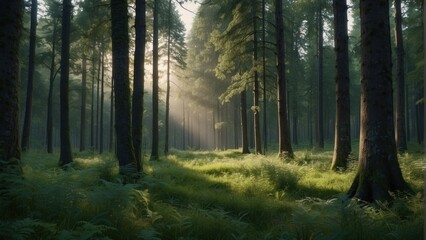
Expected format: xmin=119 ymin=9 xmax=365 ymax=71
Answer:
xmin=0 ymin=147 xmax=423 ymax=239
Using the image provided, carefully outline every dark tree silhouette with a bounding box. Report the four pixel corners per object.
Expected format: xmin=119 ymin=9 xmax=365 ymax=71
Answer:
xmin=151 ymin=0 xmax=159 ymax=161
xmin=111 ymin=0 xmax=137 ymax=174
xmin=0 ymin=0 xmax=24 ymax=172
xmin=22 ymin=0 xmax=38 ymax=151
xmin=58 ymin=0 xmax=73 ymax=166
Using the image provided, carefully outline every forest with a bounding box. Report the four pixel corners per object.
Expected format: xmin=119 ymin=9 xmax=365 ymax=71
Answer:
xmin=0 ymin=0 xmax=424 ymax=239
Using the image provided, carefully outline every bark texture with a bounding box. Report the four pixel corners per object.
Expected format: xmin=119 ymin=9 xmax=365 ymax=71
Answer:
xmin=275 ymin=0 xmax=294 ymax=158
xmin=331 ymin=0 xmax=351 ymax=171
xmin=348 ymin=0 xmax=411 ymax=203
xmin=0 ymin=0 xmax=23 ymax=172
xmin=241 ymin=91 xmax=250 ymax=154
xmin=111 ymin=0 xmax=137 ymax=173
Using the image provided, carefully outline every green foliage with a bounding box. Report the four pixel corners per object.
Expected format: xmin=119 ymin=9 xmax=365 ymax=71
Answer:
xmin=1 ymin=149 xmax=423 ymax=239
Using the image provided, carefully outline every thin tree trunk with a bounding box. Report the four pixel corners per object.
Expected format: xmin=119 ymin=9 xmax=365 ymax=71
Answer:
xmin=317 ymin=5 xmax=324 ymax=149
xmin=132 ymin=0 xmax=146 ymax=170
xmin=394 ymin=0 xmax=407 ymax=153
xmin=100 ymin=48 xmax=104 ymax=154
xmin=90 ymin=43 xmax=96 ymax=150
xmin=262 ymin=0 xmax=268 ymax=153
xmin=275 ymin=0 xmax=293 ymax=158
xmin=96 ymin=49 xmax=101 ymax=150
xmin=46 ymin=21 xmax=58 ymax=154
xmin=331 ymin=0 xmax=351 ymax=171
xmin=111 ymin=0 xmax=137 ymax=174
xmin=59 ymin=0 xmax=73 ymax=166
xmin=241 ymin=91 xmax=250 ymax=154
xmin=253 ymin=1 xmax=262 ymax=154
xmin=0 ymin=0 xmax=23 ymax=172
xmin=164 ymin=0 xmax=172 ymax=155
xmin=151 ymin=0 xmax=159 ymax=160
xmin=22 ymin=0 xmax=38 ymax=151
xmin=109 ymin=78 xmax=114 ymax=152
xmin=80 ymin=54 xmax=87 ymax=152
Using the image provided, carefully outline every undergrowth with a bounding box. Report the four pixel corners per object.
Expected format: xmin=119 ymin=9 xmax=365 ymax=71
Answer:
xmin=0 ymin=146 xmax=423 ymax=239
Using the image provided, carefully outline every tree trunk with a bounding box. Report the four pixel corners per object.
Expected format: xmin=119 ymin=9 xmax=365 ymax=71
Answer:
xmin=275 ymin=0 xmax=294 ymax=158
xmin=151 ymin=0 xmax=159 ymax=160
xmin=109 ymin=78 xmax=114 ymax=152
xmin=0 ymin=0 xmax=23 ymax=172
xmin=394 ymin=0 xmax=407 ymax=153
xmin=252 ymin=1 xmax=262 ymax=154
xmin=59 ymin=0 xmax=73 ymax=166
xmin=132 ymin=0 xmax=146 ymax=170
xmin=347 ymin=0 xmax=412 ymax=203
xmin=80 ymin=54 xmax=87 ymax=152
xmin=164 ymin=0 xmax=172 ymax=155
xmin=317 ymin=5 xmax=324 ymax=149
xmin=241 ymin=91 xmax=250 ymax=154
xmin=331 ymin=0 xmax=351 ymax=171
xmin=22 ymin=0 xmax=38 ymax=151
xmin=90 ymin=43 xmax=96 ymax=150
xmin=96 ymin=49 xmax=101 ymax=150
xmin=262 ymin=0 xmax=268 ymax=153
xmin=111 ymin=0 xmax=137 ymax=174
xmin=46 ymin=21 xmax=58 ymax=154
xmin=100 ymin=48 xmax=104 ymax=154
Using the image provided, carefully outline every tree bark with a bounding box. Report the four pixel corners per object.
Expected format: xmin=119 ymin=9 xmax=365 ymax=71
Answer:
xmin=317 ymin=5 xmax=324 ymax=149
xmin=22 ymin=0 xmax=38 ymax=151
xmin=100 ymin=48 xmax=105 ymax=154
xmin=241 ymin=91 xmax=250 ymax=154
xmin=132 ymin=0 xmax=146 ymax=170
xmin=109 ymin=78 xmax=114 ymax=152
xmin=262 ymin=0 xmax=268 ymax=153
xmin=80 ymin=54 xmax=87 ymax=152
xmin=347 ymin=0 xmax=412 ymax=203
xmin=0 ymin=0 xmax=23 ymax=172
xmin=151 ymin=0 xmax=159 ymax=160
xmin=111 ymin=0 xmax=137 ymax=174
xmin=90 ymin=43 xmax=96 ymax=150
xmin=59 ymin=0 xmax=73 ymax=166
xmin=275 ymin=0 xmax=293 ymax=158
xmin=164 ymin=0 xmax=172 ymax=155
xmin=394 ymin=0 xmax=407 ymax=153
xmin=46 ymin=21 xmax=58 ymax=154
xmin=331 ymin=0 xmax=351 ymax=171
xmin=252 ymin=1 xmax=262 ymax=154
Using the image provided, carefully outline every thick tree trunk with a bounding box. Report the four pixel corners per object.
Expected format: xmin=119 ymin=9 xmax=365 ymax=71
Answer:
xmin=331 ymin=0 xmax=351 ymax=171
xmin=132 ymin=0 xmax=146 ymax=170
xmin=80 ymin=54 xmax=87 ymax=152
xmin=22 ymin=0 xmax=38 ymax=151
xmin=275 ymin=0 xmax=294 ymax=158
xmin=252 ymin=1 xmax=262 ymax=154
xmin=111 ymin=0 xmax=137 ymax=174
xmin=348 ymin=0 xmax=412 ymax=203
xmin=0 ymin=0 xmax=23 ymax=172
xmin=151 ymin=0 xmax=159 ymax=160
xmin=394 ymin=0 xmax=407 ymax=153
xmin=58 ymin=0 xmax=73 ymax=166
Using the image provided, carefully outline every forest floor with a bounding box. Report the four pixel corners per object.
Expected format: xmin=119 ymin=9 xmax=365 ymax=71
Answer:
xmin=1 ymin=144 xmax=424 ymax=239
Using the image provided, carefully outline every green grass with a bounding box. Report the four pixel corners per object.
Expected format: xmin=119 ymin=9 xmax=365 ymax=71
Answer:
xmin=0 ymin=147 xmax=423 ymax=239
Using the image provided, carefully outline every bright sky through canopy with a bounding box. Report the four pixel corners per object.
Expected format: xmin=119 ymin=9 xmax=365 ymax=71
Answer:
xmin=176 ymin=1 xmax=199 ymax=37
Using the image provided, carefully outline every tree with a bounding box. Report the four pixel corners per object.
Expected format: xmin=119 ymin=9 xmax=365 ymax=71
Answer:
xmin=316 ymin=2 xmax=324 ymax=149
xmin=241 ymin=91 xmax=250 ymax=154
xmin=164 ymin=0 xmax=172 ymax=156
xmin=151 ymin=0 xmax=159 ymax=161
xmin=331 ymin=0 xmax=351 ymax=171
xmin=132 ymin=0 xmax=146 ymax=171
xmin=394 ymin=0 xmax=407 ymax=153
xmin=21 ymin=0 xmax=38 ymax=151
xmin=58 ymin=0 xmax=73 ymax=166
xmin=275 ymin=0 xmax=294 ymax=158
xmin=0 ymin=0 xmax=24 ymax=172
xmin=111 ymin=0 xmax=137 ymax=174
xmin=80 ymin=53 xmax=87 ymax=152
xmin=252 ymin=0 xmax=262 ymax=154
xmin=347 ymin=0 xmax=412 ymax=203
